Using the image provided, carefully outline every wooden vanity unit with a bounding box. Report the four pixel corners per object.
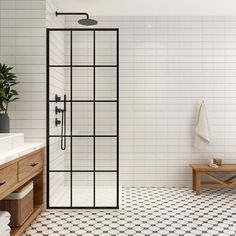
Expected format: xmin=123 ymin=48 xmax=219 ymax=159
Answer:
xmin=0 ymin=148 xmax=45 ymax=236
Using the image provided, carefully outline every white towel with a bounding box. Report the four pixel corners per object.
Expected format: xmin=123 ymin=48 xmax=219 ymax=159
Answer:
xmin=0 ymin=218 xmax=10 ymax=228
xmin=0 ymin=217 xmax=10 ymax=228
xmin=0 ymin=211 xmax=10 ymax=221
xmin=0 ymin=211 xmax=11 ymax=236
xmin=195 ymin=101 xmax=212 ymax=149
xmin=0 ymin=225 xmax=10 ymax=235
xmin=2 ymin=226 xmax=11 ymax=236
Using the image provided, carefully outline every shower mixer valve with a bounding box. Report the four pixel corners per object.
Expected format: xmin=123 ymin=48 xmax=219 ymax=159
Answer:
xmin=55 ymin=94 xmax=61 ymax=103
xmin=54 ymin=94 xmax=67 ymax=150
xmin=55 ymin=106 xmax=62 ymax=114
xmin=55 ymin=118 xmax=61 ymax=126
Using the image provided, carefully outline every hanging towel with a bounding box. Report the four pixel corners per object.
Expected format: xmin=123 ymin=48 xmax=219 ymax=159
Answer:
xmin=195 ymin=101 xmax=212 ymax=149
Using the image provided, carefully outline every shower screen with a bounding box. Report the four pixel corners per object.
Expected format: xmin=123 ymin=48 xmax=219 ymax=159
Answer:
xmin=46 ymin=28 xmax=119 ymax=209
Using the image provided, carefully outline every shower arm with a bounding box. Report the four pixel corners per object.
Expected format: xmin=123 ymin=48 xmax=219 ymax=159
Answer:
xmin=55 ymin=11 xmax=89 ymax=19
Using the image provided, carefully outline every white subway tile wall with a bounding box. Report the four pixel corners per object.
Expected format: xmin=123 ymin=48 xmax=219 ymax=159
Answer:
xmin=0 ymin=0 xmax=46 ymax=141
xmin=64 ymin=29 xmax=118 ymax=191
xmin=66 ymin=16 xmax=236 ymax=187
xmin=1 ymin=2 xmax=236 ymax=188
xmin=46 ymin=0 xmax=67 ymax=204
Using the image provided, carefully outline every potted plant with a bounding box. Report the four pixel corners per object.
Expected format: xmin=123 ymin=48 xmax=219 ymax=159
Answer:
xmin=0 ymin=64 xmax=19 ymax=133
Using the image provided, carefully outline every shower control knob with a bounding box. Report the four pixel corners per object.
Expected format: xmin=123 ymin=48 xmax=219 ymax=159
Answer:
xmin=55 ymin=94 xmax=61 ymax=103
xmin=55 ymin=118 xmax=61 ymax=126
xmin=55 ymin=106 xmax=62 ymax=114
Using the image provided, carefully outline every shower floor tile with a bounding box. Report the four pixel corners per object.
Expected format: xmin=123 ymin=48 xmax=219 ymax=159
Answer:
xmin=23 ymin=187 xmax=236 ymax=236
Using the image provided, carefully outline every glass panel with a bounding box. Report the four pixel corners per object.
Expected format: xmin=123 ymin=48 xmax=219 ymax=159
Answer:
xmin=65 ymin=31 xmax=71 ymax=65
xmin=96 ymin=102 xmax=116 ymax=135
xmin=96 ymin=31 xmax=117 ymax=65
xmin=50 ymin=31 xmax=70 ymax=66
xmin=72 ymin=31 xmax=93 ymax=65
xmin=49 ymin=172 xmax=70 ymax=207
xmin=72 ymin=102 xmax=93 ymax=135
xmin=72 ymin=173 xmax=93 ymax=207
xmin=65 ymin=68 xmax=71 ymax=100
xmin=96 ymin=68 xmax=116 ymax=100
xmin=49 ymin=101 xmax=70 ymax=136
xmin=95 ymin=172 xmax=117 ymax=207
xmin=49 ymin=67 xmax=66 ymax=101
xmin=96 ymin=138 xmax=116 ymax=171
xmin=65 ymin=68 xmax=93 ymax=101
xmin=49 ymin=137 xmax=70 ymax=171
xmin=72 ymin=68 xmax=93 ymax=100
xmin=72 ymin=138 xmax=93 ymax=171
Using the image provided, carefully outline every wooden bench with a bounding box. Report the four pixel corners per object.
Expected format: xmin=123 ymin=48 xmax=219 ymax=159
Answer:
xmin=190 ymin=164 xmax=236 ymax=195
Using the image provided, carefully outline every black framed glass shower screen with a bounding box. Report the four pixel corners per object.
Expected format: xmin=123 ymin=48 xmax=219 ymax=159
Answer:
xmin=46 ymin=28 xmax=119 ymax=209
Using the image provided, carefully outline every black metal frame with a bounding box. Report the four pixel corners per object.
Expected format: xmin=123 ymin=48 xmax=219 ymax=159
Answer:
xmin=46 ymin=28 xmax=119 ymax=209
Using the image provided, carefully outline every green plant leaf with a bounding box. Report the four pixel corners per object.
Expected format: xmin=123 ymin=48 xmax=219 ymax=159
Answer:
xmin=0 ymin=63 xmax=19 ymax=113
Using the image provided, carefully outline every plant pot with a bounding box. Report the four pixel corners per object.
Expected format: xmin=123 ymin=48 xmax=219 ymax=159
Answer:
xmin=0 ymin=113 xmax=10 ymax=133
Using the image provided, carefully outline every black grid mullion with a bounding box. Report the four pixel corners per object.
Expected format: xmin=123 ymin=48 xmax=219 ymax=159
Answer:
xmin=49 ymin=100 xmax=118 ymax=103
xmin=49 ymin=170 xmax=117 ymax=173
xmin=116 ymin=29 xmax=119 ymax=208
xmin=49 ymin=65 xmax=117 ymax=68
xmin=49 ymin=135 xmax=117 ymax=138
xmin=70 ymin=30 xmax=73 ymax=207
xmin=93 ymin=30 xmax=96 ymax=207
xmin=46 ymin=29 xmax=50 ymax=209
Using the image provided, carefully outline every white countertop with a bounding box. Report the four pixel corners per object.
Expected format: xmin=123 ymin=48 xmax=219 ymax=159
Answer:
xmin=0 ymin=143 xmax=45 ymax=166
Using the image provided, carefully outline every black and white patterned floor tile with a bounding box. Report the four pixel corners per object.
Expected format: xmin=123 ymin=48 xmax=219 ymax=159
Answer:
xmin=23 ymin=187 xmax=236 ymax=236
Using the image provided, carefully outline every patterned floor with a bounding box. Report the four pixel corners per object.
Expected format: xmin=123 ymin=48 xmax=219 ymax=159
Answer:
xmin=23 ymin=187 xmax=236 ymax=236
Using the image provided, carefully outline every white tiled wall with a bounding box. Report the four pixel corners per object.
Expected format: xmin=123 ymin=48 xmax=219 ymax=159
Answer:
xmin=0 ymin=0 xmax=46 ymax=141
xmin=0 ymin=0 xmax=66 ymax=205
xmin=2 ymin=4 xmax=236 ymax=188
xmin=46 ymin=0 xmax=68 ymax=205
xmin=66 ymin=16 xmax=236 ymax=187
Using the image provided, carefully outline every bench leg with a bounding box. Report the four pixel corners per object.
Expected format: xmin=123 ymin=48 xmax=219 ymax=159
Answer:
xmin=195 ymin=172 xmax=201 ymax=195
xmin=192 ymin=170 xmax=196 ymax=191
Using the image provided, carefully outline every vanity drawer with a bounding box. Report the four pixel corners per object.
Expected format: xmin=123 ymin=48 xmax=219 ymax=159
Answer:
xmin=18 ymin=150 xmax=44 ymax=182
xmin=0 ymin=163 xmax=17 ymax=194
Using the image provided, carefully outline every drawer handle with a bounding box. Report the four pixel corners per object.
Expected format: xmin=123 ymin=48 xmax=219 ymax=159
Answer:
xmin=30 ymin=163 xmax=39 ymax=167
xmin=0 ymin=181 xmax=6 ymax=186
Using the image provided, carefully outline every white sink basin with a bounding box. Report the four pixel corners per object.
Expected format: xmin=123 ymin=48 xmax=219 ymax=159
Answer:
xmin=0 ymin=133 xmax=24 ymax=154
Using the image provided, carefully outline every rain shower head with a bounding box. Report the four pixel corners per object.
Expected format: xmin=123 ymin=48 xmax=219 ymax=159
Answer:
xmin=55 ymin=11 xmax=98 ymax=26
xmin=78 ymin=18 xmax=97 ymax=26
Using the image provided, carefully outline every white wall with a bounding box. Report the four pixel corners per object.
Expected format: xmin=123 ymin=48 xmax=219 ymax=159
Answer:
xmin=46 ymin=0 xmax=68 ymax=206
xmin=0 ymin=0 xmax=68 ymax=206
xmin=0 ymin=0 xmax=46 ymax=142
xmin=1 ymin=0 xmax=236 ymax=189
xmin=66 ymin=16 xmax=236 ymax=187
xmin=47 ymin=0 xmax=66 ymax=171
xmin=53 ymin=0 xmax=236 ymax=16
